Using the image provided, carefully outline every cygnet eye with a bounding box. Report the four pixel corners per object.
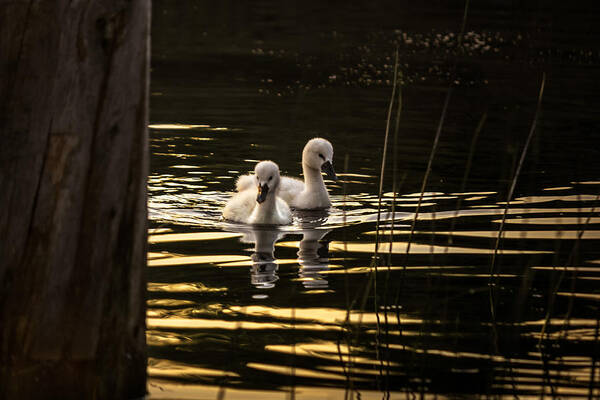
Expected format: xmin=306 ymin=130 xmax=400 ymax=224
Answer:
xmin=318 ymin=153 xmax=325 ymax=160
xmin=268 ymin=176 xmax=273 ymax=181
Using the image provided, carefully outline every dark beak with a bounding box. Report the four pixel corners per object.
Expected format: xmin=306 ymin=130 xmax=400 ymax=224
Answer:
xmin=256 ymin=183 xmax=269 ymax=203
xmin=321 ymin=160 xmax=337 ymax=181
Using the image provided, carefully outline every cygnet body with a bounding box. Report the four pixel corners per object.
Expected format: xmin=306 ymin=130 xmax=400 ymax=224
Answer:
xmin=236 ymin=138 xmax=336 ymax=210
xmin=223 ymin=161 xmax=292 ymax=225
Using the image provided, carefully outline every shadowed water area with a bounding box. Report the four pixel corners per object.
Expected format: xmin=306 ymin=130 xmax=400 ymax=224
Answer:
xmin=147 ymin=1 xmax=600 ymax=398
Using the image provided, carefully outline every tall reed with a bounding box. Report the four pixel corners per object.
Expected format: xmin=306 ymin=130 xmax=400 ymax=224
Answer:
xmin=489 ymin=73 xmax=546 ymax=317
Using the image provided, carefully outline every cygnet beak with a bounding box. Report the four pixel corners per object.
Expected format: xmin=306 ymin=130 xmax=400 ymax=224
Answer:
xmin=321 ymin=160 xmax=337 ymax=181
xmin=256 ymin=183 xmax=269 ymax=203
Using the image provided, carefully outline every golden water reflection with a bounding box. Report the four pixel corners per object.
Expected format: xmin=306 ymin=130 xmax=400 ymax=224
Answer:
xmin=149 ymin=123 xmax=210 ymax=129
xmin=494 ymin=217 xmax=600 ymax=225
xmin=148 ymin=254 xmax=250 ymax=267
xmin=149 ymin=231 xmax=243 ymax=243
xmin=147 ymin=331 xmax=193 ymax=346
xmin=365 ymin=230 xmax=600 ymax=240
xmin=147 ymin=317 xmax=340 ymax=331
xmin=321 ymin=265 xmax=472 ymax=275
xmin=321 ymin=241 xmax=551 ymax=254
xmin=266 ymin=342 xmax=401 ymax=366
xmin=246 ymin=363 xmax=353 ymax=381
xmin=148 ymin=381 xmax=409 ymax=399
xmin=149 ymin=358 xmax=239 ymax=377
xmin=148 ymin=282 xmax=227 ymax=293
xmin=224 ymin=305 xmax=425 ymax=326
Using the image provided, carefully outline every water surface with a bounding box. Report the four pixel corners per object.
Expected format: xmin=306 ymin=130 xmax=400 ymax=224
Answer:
xmin=148 ymin=2 xmax=600 ymax=398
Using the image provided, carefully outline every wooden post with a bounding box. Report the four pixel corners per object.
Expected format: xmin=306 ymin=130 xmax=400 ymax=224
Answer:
xmin=0 ymin=1 xmax=149 ymax=398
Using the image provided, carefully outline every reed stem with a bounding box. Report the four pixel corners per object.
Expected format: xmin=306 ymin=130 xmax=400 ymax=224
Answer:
xmin=489 ymin=72 xmax=546 ymax=317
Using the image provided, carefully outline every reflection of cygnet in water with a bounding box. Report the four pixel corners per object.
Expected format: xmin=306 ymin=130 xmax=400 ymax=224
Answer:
xmin=297 ymin=229 xmax=332 ymax=290
xmin=238 ymin=228 xmax=286 ymax=290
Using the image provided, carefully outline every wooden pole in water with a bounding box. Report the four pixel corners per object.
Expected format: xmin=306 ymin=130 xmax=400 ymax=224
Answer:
xmin=0 ymin=1 xmax=149 ymax=398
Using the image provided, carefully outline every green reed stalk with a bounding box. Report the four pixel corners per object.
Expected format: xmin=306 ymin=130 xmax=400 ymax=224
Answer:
xmin=360 ymin=49 xmax=398 ymax=310
xmin=340 ymin=153 xmax=356 ymax=400
xmin=290 ymin=307 xmax=297 ymax=400
xmin=403 ymin=0 xmax=471 ymax=263
xmin=559 ymin=194 xmax=600 ymax=336
xmin=354 ymin=48 xmax=399 ymax=392
xmin=399 ymin=3 xmax=471 ymax=392
xmin=387 ymin=75 xmax=403 ymax=271
xmin=388 ymin=88 xmax=403 ymax=398
xmin=445 ymin=111 xmax=487 ymax=249
xmin=539 ymin=200 xmax=599 ymax=347
xmin=403 ymin=44 xmax=453 ymax=400
xmin=590 ymin=316 xmax=600 ymax=399
xmin=404 ymin=87 xmax=453 ymax=260
xmin=489 ymin=72 xmax=546 ymax=318
xmin=374 ymin=48 xmax=400 ymax=262
xmin=380 ymin=69 xmax=403 ymax=399
xmin=485 ymin=74 xmax=546 ymax=399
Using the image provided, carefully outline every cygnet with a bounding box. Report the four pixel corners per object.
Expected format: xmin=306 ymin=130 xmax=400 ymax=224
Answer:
xmin=223 ymin=161 xmax=292 ymax=225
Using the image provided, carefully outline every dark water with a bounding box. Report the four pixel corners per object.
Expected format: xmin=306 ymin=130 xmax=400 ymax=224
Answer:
xmin=147 ymin=2 xmax=600 ymax=398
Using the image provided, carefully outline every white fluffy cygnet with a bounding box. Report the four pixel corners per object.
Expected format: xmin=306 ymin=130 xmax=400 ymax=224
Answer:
xmin=223 ymin=161 xmax=292 ymax=225
xmin=236 ymin=138 xmax=336 ymax=210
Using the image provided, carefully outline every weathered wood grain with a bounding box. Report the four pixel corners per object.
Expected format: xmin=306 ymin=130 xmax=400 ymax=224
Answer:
xmin=0 ymin=1 xmax=149 ymax=398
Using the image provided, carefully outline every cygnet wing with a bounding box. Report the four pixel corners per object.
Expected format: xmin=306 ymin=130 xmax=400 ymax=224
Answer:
xmin=223 ymin=189 xmax=256 ymax=223
xmin=235 ymin=174 xmax=255 ymax=192
xmin=278 ymin=176 xmax=304 ymax=203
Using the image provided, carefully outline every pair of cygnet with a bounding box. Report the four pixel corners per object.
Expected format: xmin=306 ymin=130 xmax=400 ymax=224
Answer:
xmin=222 ymin=138 xmax=337 ymax=225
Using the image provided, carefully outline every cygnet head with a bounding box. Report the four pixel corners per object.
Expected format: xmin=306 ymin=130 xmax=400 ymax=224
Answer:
xmin=254 ymin=160 xmax=281 ymax=203
xmin=302 ymin=138 xmax=337 ymax=181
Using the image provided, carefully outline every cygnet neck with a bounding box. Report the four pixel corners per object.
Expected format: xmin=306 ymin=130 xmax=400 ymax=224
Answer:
xmin=302 ymin=162 xmax=326 ymax=192
xmin=257 ymin=189 xmax=277 ymax=209
xmin=253 ymin=185 xmax=278 ymax=218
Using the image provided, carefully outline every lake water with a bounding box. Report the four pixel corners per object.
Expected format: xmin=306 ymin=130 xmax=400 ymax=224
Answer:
xmin=147 ymin=2 xmax=600 ymax=398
